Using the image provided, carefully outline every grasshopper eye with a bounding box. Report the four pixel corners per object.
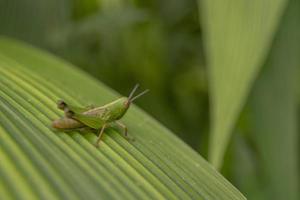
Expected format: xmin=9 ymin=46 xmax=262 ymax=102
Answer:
xmin=124 ymin=99 xmax=130 ymax=107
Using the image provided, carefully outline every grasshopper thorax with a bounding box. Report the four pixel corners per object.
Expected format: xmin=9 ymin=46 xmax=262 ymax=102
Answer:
xmin=103 ymin=97 xmax=130 ymax=121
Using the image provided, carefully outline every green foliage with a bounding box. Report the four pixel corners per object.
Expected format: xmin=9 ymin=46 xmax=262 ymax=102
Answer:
xmin=0 ymin=0 xmax=208 ymax=151
xmin=0 ymin=38 xmax=246 ymax=199
xmin=0 ymin=0 xmax=70 ymax=47
xmin=0 ymin=0 xmax=299 ymax=199
xmin=199 ymin=0 xmax=288 ymax=168
xmin=246 ymin=0 xmax=300 ymax=199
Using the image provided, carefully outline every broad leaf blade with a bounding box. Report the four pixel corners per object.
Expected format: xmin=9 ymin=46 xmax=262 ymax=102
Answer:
xmin=199 ymin=0 xmax=288 ymax=168
xmin=0 ymin=38 xmax=246 ymax=200
xmin=248 ymin=0 xmax=300 ymax=199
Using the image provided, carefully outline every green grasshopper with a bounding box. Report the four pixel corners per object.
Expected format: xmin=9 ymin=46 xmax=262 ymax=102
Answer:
xmin=52 ymin=84 xmax=149 ymax=147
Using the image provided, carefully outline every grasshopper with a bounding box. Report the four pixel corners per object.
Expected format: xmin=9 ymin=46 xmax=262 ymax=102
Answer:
xmin=52 ymin=84 xmax=149 ymax=147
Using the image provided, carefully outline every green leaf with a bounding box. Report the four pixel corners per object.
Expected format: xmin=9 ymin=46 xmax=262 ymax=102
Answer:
xmin=248 ymin=0 xmax=300 ymax=199
xmin=199 ymin=0 xmax=288 ymax=168
xmin=0 ymin=37 xmax=246 ymax=200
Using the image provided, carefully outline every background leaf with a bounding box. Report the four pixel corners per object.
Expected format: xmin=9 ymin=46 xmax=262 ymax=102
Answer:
xmin=246 ymin=0 xmax=300 ymax=199
xmin=199 ymin=0 xmax=288 ymax=168
xmin=0 ymin=37 xmax=246 ymax=200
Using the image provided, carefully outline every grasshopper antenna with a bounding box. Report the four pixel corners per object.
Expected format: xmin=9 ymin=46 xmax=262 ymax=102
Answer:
xmin=128 ymin=84 xmax=139 ymax=100
xmin=130 ymin=89 xmax=149 ymax=102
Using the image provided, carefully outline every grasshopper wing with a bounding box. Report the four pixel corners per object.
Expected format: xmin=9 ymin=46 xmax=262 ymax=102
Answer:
xmin=72 ymin=113 xmax=105 ymax=129
xmin=57 ymin=100 xmax=95 ymax=113
xmin=68 ymin=104 xmax=95 ymax=113
xmin=58 ymin=100 xmax=104 ymax=129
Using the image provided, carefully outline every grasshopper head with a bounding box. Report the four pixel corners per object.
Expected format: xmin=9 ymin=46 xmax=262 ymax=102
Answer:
xmin=125 ymin=84 xmax=149 ymax=107
xmin=106 ymin=85 xmax=149 ymax=121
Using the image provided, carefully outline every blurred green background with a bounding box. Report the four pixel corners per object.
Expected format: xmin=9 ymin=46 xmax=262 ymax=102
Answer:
xmin=0 ymin=0 xmax=299 ymax=199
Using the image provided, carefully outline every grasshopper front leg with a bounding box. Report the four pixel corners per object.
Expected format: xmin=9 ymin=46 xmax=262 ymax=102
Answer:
xmin=116 ymin=121 xmax=135 ymax=141
xmin=116 ymin=121 xmax=128 ymax=137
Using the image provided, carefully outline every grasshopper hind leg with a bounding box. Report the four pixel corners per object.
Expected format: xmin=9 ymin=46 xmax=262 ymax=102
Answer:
xmin=57 ymin=100 xmax=67 ymax=110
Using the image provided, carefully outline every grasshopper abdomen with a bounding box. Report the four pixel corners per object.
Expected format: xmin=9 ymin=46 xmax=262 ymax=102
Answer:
xmin=52 ymin=117 xmax=85 ymax=129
